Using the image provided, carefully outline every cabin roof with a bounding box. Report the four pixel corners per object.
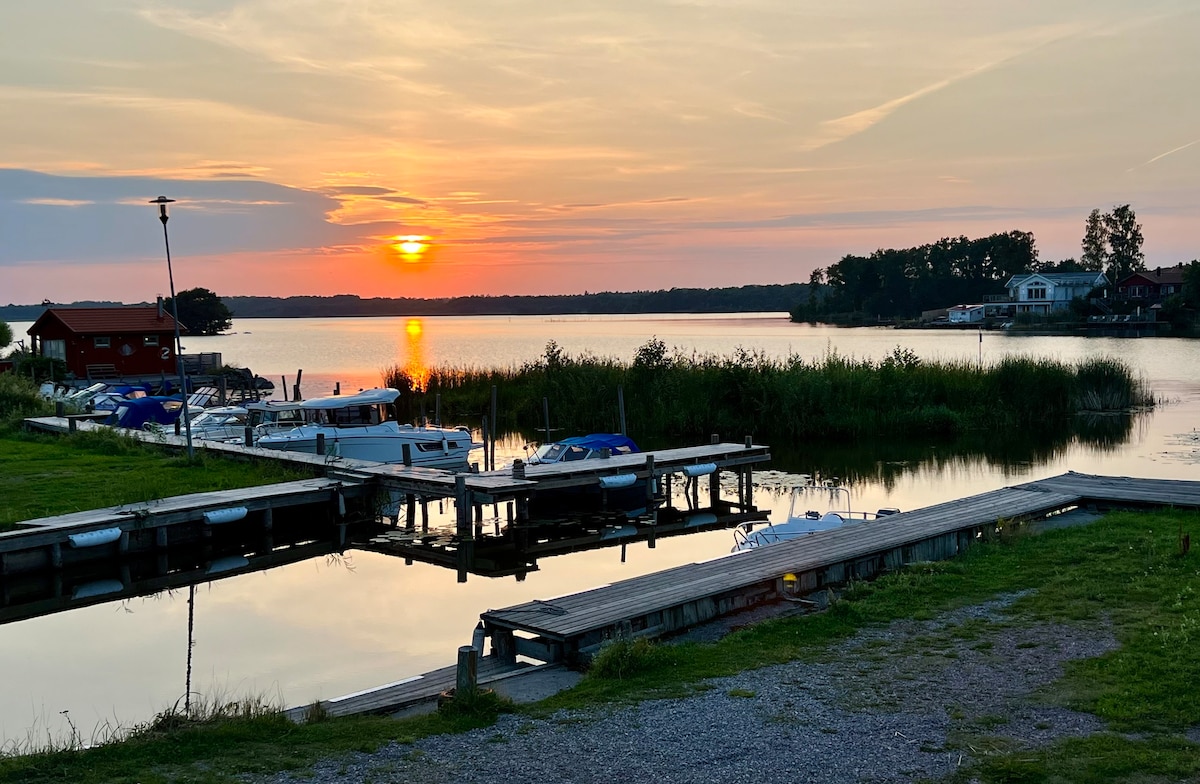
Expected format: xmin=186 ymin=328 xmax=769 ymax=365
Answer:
xmin=28 ymin=306 xmax=183 ymax=336
xmin=1004 ymin=272 xmax=1108 ymax=288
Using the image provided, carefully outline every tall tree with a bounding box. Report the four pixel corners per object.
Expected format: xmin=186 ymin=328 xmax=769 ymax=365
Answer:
xmin=164 ymin=287 xmax=233 ymax=336
xmin=1102 ymin=204 xmax=1145 ymax=284
xmin=0 ymin=320 xmax=12 ymax=350
xmin=1080 ymin=209 xmax=1108 ymax=271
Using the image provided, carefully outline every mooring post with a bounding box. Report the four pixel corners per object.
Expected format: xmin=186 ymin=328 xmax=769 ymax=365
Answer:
xmin=402 ymin=443 xmax=413 ymax=467
xmin=617 ymin=385 xmax=626 ymax=436
xmin=244 ymin=426 xmax=253 ymax=447
xmin=455 ymin=475 xmax=471 ymax=540
xmin=316 ymin=432 xmax=326 ymax=455
xmin=490 ymin=385 xmax=498 ymax=472
xmin=406 ymin=494 xmax=416 ymax=526
xmin=456 ymin=645 xmax=478 ymax=699
xmin=293 ymin=368 xmax=303 ymax=402
xmin=218 ymin=376 xmax=227 ymax=406
xmin=744 ymin=435 xmax=752 ymax=449
xmin=645 ymin=454 xmax=656 ymax=502
xmin=481 ymin=416 xmax=490 ymax=471
xmin=542 ymin=397 xmax=551 ymax=444
xmin=709 ymin=467 xmax=721 ymax=510
xmin=68 ymin=417 xmax=77 ymax=433
xmin=334 ymin=381 xmax=340 ymax=396
xmin=711 ymin=433 xmax=719 ymax=445
xmin=435 ymin=393 xmax=441 ymax=427
xmin=174 ymin=419 xmax=181 ymax=436
xmin=420 ymin=499 xmax=429 ymax=531
xmin=281 ymin=376 xmax=288 ymax=401
xmin=55 ymin=401 xmax=64 ymax=418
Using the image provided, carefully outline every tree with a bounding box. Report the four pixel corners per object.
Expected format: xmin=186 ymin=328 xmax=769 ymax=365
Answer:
xmin=0 ymin=320 xmax=12 ymax=351
xmin=1102 ymin=204 xmax=1145 ymax=284
xmin=164 ymin=288 xmax=233 ymax=336
xmin=1080 ymin=209 xmax=1108 ymax=271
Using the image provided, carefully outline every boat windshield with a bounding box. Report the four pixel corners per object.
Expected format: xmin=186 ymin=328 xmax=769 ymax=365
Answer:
xmin=533 ymin=443 xmax=591 ymax=463
xmin=302 ymin=403 xmax=388 ymax=427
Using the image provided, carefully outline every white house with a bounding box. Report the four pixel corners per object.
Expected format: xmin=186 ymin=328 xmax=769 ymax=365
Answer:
xmin=948 ymin=304 xmax=986 ymax=323
xmin=1003 ymin=272 xmax=1109 ymax=315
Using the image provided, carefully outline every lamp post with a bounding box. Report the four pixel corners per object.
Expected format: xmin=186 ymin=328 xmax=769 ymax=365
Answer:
xmin=150 ymin=196 xmax=194 ymax=460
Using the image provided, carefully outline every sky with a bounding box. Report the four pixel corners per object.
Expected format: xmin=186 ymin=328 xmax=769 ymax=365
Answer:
xmin=2 ymin=0 xmax=1199 ymax=304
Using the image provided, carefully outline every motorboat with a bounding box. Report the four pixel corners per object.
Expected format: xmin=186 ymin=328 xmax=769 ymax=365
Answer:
xmin=188 ymin=400 xmax=304 ymax=444
xmin=525 ymin=433 xmax=640 ymax=464
xmin=255 ymin=387 xmax=482 ymax=469
xmin=522 ymin=434 xmax=651 ymax=515
xmin=732 ymin=484 xmax=899 ymax=551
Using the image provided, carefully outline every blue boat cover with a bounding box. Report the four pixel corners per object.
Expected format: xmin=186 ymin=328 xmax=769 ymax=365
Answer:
xmin=105 ymin=396 xmax=184 ymax=430
xmin=557 ymin=434 xmax=640 ymax=452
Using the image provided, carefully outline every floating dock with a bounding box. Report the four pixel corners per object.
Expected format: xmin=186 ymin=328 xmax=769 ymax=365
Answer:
xmin=283 ymin=471 xmax=1200 ymax=720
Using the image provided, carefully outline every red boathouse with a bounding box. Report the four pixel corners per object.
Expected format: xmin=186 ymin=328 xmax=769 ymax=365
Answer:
xmin=27 ymin=305 xmax=186 ymax=380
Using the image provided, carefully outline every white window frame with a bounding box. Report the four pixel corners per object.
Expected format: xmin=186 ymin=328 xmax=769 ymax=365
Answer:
xmin=94 ymin=336 xmax=111 ymax=348
xmin=143 ymin=335 xmax=160 ymax=347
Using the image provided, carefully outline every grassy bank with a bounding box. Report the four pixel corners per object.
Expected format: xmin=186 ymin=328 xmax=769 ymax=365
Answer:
xmin=385 ymin=341 xmax=1153 ymax=441
xmin=0 ymin=374 xmax=317 ymax=529
xmin=4 ymin=509 xmax=1195 ymax=783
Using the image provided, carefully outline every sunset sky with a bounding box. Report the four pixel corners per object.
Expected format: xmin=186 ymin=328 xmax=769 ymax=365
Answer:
xmin=2 ymin=1 xmax=1199 ymax=304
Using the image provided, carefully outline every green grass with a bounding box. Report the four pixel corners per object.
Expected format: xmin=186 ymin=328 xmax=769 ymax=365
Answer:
xmin=0 ymin=427 xmax=317 ymax=529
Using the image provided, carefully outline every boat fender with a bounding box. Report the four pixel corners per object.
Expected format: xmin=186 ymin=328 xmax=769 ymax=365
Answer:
xmin=203 ymin=506 xmax=248 ymax=525
xmin=67 ymin=527 xmax=123 ymax=549
xmin=471 ymin=621 xmax=486 ymax=654
xmin=598 ymin=473 xmax=637 ymax=489
xmin=71 ymin=578 xmax=125 ymax=600
xmin=207 ymin=555 xmax=250 ymax=574
xmin=682 ymin=462 xmax=717 ymax=477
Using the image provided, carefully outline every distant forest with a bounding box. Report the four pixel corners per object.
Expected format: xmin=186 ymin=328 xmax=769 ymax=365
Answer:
xmin=0 ymin=283 xmax=808 ymax=322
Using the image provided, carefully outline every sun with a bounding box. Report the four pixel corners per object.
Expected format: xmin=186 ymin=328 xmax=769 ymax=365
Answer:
xmin=392 ymin=235 xmax=429 ymax=260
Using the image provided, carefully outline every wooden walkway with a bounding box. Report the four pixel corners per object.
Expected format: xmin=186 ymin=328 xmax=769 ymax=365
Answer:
xmin=480 ymin=472 xmax=1200 ymax=664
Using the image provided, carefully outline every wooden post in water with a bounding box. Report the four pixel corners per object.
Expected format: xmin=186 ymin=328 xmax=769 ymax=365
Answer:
xmin=618 ymin=385 xmax=626 ymax=436
xmin=711 ymin=433 xmax=719 ymax=445
xmin=244 ymin=426 xmax=253 ymax=447
xmin=481 ymin=416 xmax=491 ymax=471
xmin=456 ymin=645 xmax=478 ymax=699
xmin=435 ymin=393 xmax=441 ymax=427
xmin=542 ymin=397 xmax=551 ymax=444
xmin=281 ymin=376 xmax=288 ymax=401
xmin=455 ymin=474 xmax=473 ymax=583
xmin=645 ymin=454 xmax=656 ymax=503
xmin=315 ymin=432 xmax=325 ymax=455
xmin=489 ymin=385 xmax=498 ymax=471
xmin=68 ymin=417 xmax=77 ymax=433
xmin=709 ymin=467 xmax=721 ymax=510
xmin=55 ymin=401 xmax=64 ymax=417
xmin=293 ymin=369 xmax=303 ymax=402
xmin=334 ymin=381 xmax=340 ymax=396
xmin=218 ymin=375 xmax=227 ymax=406
xmin=402 ymin=443 xmax=413 ymax=467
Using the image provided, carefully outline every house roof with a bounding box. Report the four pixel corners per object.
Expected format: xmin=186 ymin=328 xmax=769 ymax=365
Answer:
xmin=1118 ymin=264 xmax=1187 ymax=287
xmin=1005 ymin=272 xmax=1109 ymax=288
xmin=27 ymin=306 xmax=184 ymax=336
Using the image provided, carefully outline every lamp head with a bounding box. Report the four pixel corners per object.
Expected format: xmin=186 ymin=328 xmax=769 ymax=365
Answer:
xmin=149 ymin=196 xmax=176 ymax=224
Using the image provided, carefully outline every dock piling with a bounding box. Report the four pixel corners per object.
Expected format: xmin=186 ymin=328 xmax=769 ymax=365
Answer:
xmin=456 ymin=646 xmax=478 ymax=699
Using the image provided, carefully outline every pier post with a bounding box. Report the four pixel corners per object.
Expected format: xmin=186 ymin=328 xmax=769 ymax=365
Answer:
xmin=406 ymin=494 xmax=416 ymax=526
xmin=745 ymin=466 xmax=754 ymax=509
xmin=218 ymin=376 xmax=227 ymax=406
xmin=402 ymin=443 xmax=413 ymax=467
xmin=711 ymin=433 xmax=719 ymax=445
xmin=118 ymin=531 xmax=130 ymax=555
xmin=175 ymin=419 xmax=181 ymax=436
xmin=55 ymin=401 xmax=64 ymax=418
xmin=618 ymin=385 xmax=626 ymax=436
xmin=244 ymin=426 xmax=253 ymax=447
xmin=542 ymin=397 xmax=550 ymax=444
xmin=481 ymin=416 xmax=490 ymax=471
xmin=68 ymin=417 xmax=77 ymax=433
xmin=293 ymin=369 xmax=303 ymax=402
xmin=420 ymin=499 xmax=429 ymax=531
xmin=709 ymin=468 xmax=721 ymax=510
xmin=490 ymin=385 xmax=498 ymax=471
xmin=49 ymin=542 xmax=62 ymax=570
xmin=645 ymin=454 xmax=656 ymax=503
xmin=492 ymin=628 xmax=517 ymax=665
xmin=435 ymin=394 xmax=441 ymax=427
xmin=316 ymin=432 xmax=326 ymax=455
xmin=744 ymin=435 xmax=752 ymax=448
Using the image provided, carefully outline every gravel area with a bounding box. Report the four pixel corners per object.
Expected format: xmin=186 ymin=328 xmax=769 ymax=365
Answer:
xmin=252 ymin=591 xmax=1122 ymax=784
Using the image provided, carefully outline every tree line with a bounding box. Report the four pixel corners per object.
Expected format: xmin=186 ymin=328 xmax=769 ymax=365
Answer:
xmin=793 ymin=205 xmax=1174 ymax=322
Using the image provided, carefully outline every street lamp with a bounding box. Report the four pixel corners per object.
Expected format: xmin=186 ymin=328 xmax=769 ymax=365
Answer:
xmin=150 ymin=196 xmax=194 ymax=460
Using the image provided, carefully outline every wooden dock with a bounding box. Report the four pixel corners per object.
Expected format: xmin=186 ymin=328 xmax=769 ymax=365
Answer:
xmin=479 ymin=472 xmax=1200 ymax=665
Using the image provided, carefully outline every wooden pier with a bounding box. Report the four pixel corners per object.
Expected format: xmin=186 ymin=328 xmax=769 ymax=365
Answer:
xmin=480 ymin=472 xmax=1200 ymax=665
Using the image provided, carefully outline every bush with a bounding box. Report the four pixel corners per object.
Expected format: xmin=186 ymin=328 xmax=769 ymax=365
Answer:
xmin=0 ymin=373 xmax=51 ymax=426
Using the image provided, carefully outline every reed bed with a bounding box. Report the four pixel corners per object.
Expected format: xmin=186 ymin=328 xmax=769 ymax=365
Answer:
xmin=383 ymin=341 xmax=1153 ymax=442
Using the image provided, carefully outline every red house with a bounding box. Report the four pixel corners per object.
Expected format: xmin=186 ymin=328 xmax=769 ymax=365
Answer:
xmin=27 ymin=305 xmax=186 ymax=380
xmin=1116 ymin=265 xmax=1187 ymax=302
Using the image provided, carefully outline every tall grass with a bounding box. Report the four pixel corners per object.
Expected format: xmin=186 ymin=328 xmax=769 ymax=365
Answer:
xmin=383 ymin=341 xmax=1152 ymax=441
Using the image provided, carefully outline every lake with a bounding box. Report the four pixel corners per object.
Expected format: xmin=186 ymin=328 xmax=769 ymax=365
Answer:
xmin=2 ymin=313 xmax=1199 ymax=746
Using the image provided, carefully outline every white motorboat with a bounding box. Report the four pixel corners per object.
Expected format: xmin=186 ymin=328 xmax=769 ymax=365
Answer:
xmin=732 ymin=484 xmax=899 ymax=551
xmin=255 ymin=387 xmax=482 ymax=469
xmin=188 ymin=400 xmax=305 ymax=443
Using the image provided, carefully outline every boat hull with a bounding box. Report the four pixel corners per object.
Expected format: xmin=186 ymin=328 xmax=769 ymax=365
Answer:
xmin=256 ymin=424 xmax=480 ymax=470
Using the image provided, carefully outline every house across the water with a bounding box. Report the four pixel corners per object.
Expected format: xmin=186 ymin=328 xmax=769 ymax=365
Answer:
xmin=1003 ymin=271 xmax=1109 ymax=315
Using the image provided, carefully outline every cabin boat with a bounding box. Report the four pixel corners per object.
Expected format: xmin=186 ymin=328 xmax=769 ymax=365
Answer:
xmin=255 ymin=387 xmax=482 ymax=469
xmin=525 ymin=433 xmax=640 ymax=464
xmin=523 ymin=434 xmax=651 ymax=515
xmin=188 ymin=400 xmax=304 ymax=443
xmin=732 ymin=484 xmax=899 ymax=551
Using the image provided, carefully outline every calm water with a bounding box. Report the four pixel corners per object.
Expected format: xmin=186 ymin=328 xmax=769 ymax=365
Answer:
xmin=3 ymin=314 xmax=1199 ymax=745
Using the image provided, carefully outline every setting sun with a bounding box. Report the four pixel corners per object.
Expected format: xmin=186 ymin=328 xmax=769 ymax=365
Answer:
xmin=393 ymin=235 xmax=429 ymax=259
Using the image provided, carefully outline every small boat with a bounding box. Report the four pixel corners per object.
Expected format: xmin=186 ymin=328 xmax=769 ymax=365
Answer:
xmin=525 ymin=433 xmax=640 ymax=464
xmin=732 ymin=484 xmax=899 ymax=551
xmin=523 ymin=434 xmax=650 ymax=514
xmin=255 ymin=387 xmax=482 ymax=469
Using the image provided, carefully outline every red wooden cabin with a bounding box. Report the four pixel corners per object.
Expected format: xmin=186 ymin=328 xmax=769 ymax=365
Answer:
xmin=27 ymin=305 xmax=186 ymax=380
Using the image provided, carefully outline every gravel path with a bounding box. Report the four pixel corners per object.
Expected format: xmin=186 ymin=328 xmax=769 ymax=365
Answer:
xmin=255 ymin=593 xmax=1117 ymax=784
